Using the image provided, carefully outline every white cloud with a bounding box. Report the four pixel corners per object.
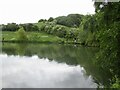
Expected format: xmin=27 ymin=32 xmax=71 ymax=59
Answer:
xmin=0 ymin=0 xmax=95 ymax=24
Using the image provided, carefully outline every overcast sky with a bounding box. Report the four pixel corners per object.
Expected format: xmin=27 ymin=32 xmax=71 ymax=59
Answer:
xmin=0 ymin=0 xmax=95 ymax=24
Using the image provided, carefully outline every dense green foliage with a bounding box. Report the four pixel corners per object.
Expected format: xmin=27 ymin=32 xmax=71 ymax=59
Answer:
xmin=20 ymin=23 xmax=39 ymax=31
xmin=35 ymin=14 xmax=99 ymax=46
xmin=48 ymin=17 xmax=54 ymax=22
xmin=36 ymin=21 xmax=80 ymax=43
xmin=2 ymin=23 xmax=39 ymax=32
xmin=56 ymin=14 xmax=83 ymax=27
xmin=38 ymin=19 xmax=47 ymax=22
xmin=2 ymin=23 xmax=19 ymax=31
xmin=94 ymin=1 xmax=120 ymax=88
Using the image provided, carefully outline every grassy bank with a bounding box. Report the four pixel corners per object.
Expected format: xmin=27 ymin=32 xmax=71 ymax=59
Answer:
xmin=1 ymin=31 xmax=64 ymax=43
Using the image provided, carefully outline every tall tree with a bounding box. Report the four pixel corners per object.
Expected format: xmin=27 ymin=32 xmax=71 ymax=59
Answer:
xmin=94 ymin=1 xmax=120 ymax=87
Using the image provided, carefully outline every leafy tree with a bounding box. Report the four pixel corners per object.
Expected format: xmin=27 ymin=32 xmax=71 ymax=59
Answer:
xmin=55 ymin=16 xmax=67 ymax=26
xmin=94 ymin=1 xmax=120 ymax=87
xmin=48 ymin=17 xmax=54 ymax=22
xmin=38 ymin=19 xmax=47 ymax=22
xmin=16 ymin=27 xmax=28 ymax=41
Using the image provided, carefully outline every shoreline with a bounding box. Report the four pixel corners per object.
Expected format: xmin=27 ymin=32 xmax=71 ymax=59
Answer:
xmin=1 ymin=40 xmax=99 ymax=47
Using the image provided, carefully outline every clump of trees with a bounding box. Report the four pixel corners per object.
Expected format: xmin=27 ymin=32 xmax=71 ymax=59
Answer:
xmin=38 ymin=19 xmax=47 ymax=22
xmin=37 ymin=20 xmax=81 ymax=43
xmin=36 ymin=14 xmax=99 ymax=46
xmin=2 ymin=23 xmax=39 ymax=32
xmin=2 ymin=23 xmax=19 ymax=31
xmin=48 ymin=17 xmax=54 ymax=22
xmin=55 ymin=14 xmax=83 ymax=27
xmin=20 ymin=23 xmax=39 ymax=31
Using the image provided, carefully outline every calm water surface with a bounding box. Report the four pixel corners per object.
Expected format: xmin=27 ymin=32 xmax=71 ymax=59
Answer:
xmin=1 ymin=43 xmax=110 ymax=88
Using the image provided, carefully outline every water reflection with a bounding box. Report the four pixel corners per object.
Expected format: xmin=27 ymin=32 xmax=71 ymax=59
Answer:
xmin=1 ymin=43 xmax=112 ymax=88
xmin=2 ymin=54 xmax=97 ymax=88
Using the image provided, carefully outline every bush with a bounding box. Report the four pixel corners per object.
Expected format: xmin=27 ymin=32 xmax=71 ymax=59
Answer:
xmin=16 ymin=27 xmax=28 ymax=41
xmin=111 ymin=76 xmax=120 ymax=88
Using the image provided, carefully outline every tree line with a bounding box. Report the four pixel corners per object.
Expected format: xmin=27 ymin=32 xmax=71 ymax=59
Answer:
xmin=1 ymin=23 xmax=39 ymax=32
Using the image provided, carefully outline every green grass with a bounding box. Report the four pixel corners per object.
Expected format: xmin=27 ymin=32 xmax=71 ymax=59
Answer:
xmin=2 ymin=31 xmax=64 ymax=43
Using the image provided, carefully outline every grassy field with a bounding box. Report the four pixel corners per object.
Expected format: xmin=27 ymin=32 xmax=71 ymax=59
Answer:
xmin=2 ymin=31 xmax=64 ymax=43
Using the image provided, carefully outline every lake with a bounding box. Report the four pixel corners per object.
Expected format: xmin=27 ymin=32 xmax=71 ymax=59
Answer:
xmin=0 ymin=43 xmax=111 ymax=88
